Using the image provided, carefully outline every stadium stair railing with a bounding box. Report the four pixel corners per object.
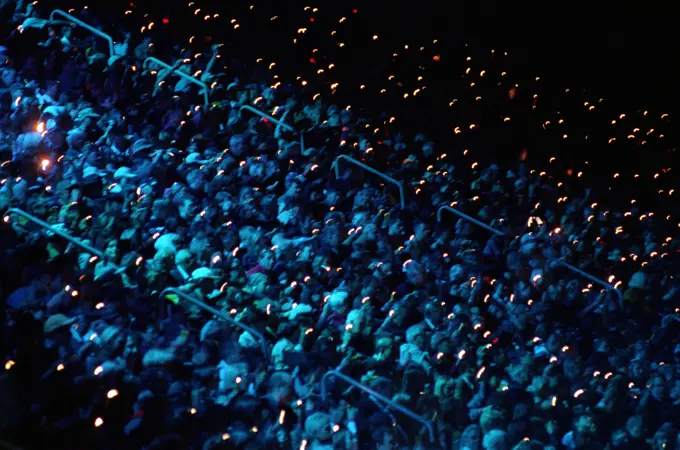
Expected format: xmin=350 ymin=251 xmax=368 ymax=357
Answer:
xmin=160 ymin=287 xmax=269 ymax=359
xmin=331 ymin=155 xmax=406 ymax=209
xmin=321 ymin=369 xmax=437 ymax=446
xmin=144 ymin=57 xmax=210 ymax=107
xmin=239 ymin=105 xmax=305 ymax=155
xmin=436 ymin=205 xmax=624 ymax=307
xmin=50 ymin=9 xmax=115 ymax=59
xmin=5 ymin=208 xmax=113 ymax=263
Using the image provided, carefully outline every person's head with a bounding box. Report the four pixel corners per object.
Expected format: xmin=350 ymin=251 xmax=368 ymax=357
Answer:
xmin=387 ymin=218 xmax=404 ymax=237
xmin=421 ymin=141 xmax=435 ymax=159
xmin=516 ymin=279 xmax=532 ymax=299
xmin=101 ymin=326 xmax=126 ymax=354
xmin=229 ymin=134 xmax=245 ymax=156
xmin=238 ymin=226 xmax=263 ymax=249
xmin=303 ymin=103 xmax=321 ymax=123
xmin=1 ymin=67 xmax=16 ymax=87
xmin=575 ymin=414 xmax=596 ymax=436
xmin=626 ymin=415 xmax=644 ymax=439
xmin=323 ymin=189 xmax=339 ymax=207
xmin=648 ymin=373 xmax=666 ymax=400
xmin=190 ymin=233 xmax=210 ymax=257
xmin=248 ymin=160 xmax=265 ymax=180
xmin=298 ymin=244 xmax=314 ymax=263
xmin=648 ymin=423 xmax=674 ymax=450
xmin=487 ymin=303 xmax=504 ymax=320
xmin=28 ymin=196 xmax=48 ymax=217
xmin=406 ymin=324 xmax=427 ymax=350
xmin=545 ymin=330 xmax=564 ymax=354
xmin=186 ymin=169 xmax=205 ymax=193
xmin=479 ymin=406 xmax=506 ymax=434
xmin=611 ymin=429 xmax=629 ymax=447
xmin=258 ymin=248 xmax=275 ymax=270
xmin=372 ymin=260 xmax=392 ymax=281
xmin=150 ymin=198 xmax=167 ymax=219
xmin=271 ymin=339 xmax=294 ymax=370
xmin=217 ymin=362 xmax=246 ymax=393
xmin=507 ymin=360 xmax=531 ymax=386
xmin=60 ymin=204 xmax=80 ymax=228
xmin=483 ymin=429 xmax=508 ymax=450
xmin=263 ymin=159 xmax=279 ymax=178
xmin=459 ymin=424 xmax=482 ymax=449
xmin=449 ymin=264 xmax=465 ymax=283
xmin=321 ymin=224 xmax=341 ymax=248
xmin=104 ymin=240 xmax=119 ymax=262
xmin=78 ymin=113 xmax=96 ymax=131
xmin=328 ymin=290 xmax=349 ymax=315
xmin=352 ymin=187 xmax=372 ymax=210
xmin=629 ymin=358 xmax=647 ymax=380
xmin=123 ymin=333 xmax=139 ymax=360
xmin=244 ymin=272 xmax=267 ymax=297
xmin=593 ymin=337 xmax=610 ymax=353
xmin=277 ymin=206 xmax=299 ymax=227
xmin=454 ymin=218 xmax=472 ymax=236
xmin=670 ymin=379 xmax=680 ymax=404
xmin=306 ymin=412 xmax=332 ymax=443
xmin=344 ymin=310 xmax=365 ymax=342
xmin=178 ymin=196 xmax=196 ymax=220
xmin=563 ymin=356 xmax=583 ymax=380
xmin=359 ymin=223 xmax=378 ymax=241
xmin=424 ymin=301 xmax=443 ymax=325
xmin=404 ymin=260 xmax=425 ymax=285
xmin=373 ymin=427 xmax=396 ymax=450
xmin=374 ymin=336 xmax=393 ymax=360
xmin=340 ymin=108 xmax=353 ymax=126
xmin=434 ymin=376 xmax=455 ymax=400
xmin=268 ymin=371 xmax=293 ymax=405
xmin=175 ymin=249 xmax=193 ymax=270
xmin=11 ymin=178 xmax=29 ymax=203
xmin=390 ymin=302 xmax=409 ymax=327
xmin=414 ymin=221 xmax=429 ymax=241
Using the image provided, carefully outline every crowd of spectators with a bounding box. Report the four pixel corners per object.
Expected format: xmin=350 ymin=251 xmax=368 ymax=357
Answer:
xmin=1 ymin=1 xmax=680 ymax=449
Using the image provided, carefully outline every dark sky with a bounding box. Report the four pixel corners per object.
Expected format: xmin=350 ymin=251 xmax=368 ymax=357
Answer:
xmin=139 ymin=0 xmax=676 ymax=113
xmin=429 ymin=0 xmax=677 ymax=112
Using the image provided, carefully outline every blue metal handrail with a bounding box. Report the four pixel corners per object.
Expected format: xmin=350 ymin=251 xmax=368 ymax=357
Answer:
xmin=144 ymin=57 xmax=210 ymax=107
xmin=240 ymin=105 xmax=296 ymax=133
xmin=436 ymin=204 xmax=624 ymax=306
xmin=321 ymin=369 xmax=437 ymax=445
xmin=5 ymin=208 xmax=108 ymax=261
xmin=554 ymin=260 xmax=624 ymax=308
xmin=160 ymin=287 xmax=268 ymax=359
xmin=50 ymin=9 xmax=114 ymax=59
xmin=332 ymin=155 xmax=406 ymax=209
xmin=239 ymin=105 xmax=306 ymax=155
xmin=437 ymin=205 xmax=505 ymax=236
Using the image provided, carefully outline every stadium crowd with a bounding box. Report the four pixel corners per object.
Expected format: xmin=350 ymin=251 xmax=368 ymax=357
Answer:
xmin=1 ymin=1 xmax=680 ymax=449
